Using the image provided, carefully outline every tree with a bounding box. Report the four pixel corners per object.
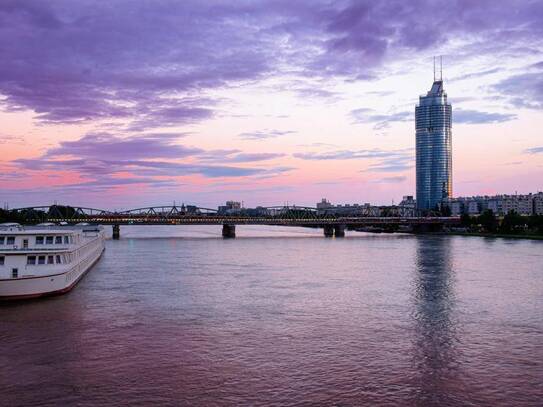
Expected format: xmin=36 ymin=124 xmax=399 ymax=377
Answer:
xmin=478 ymin=209 xmax=498 ymax=233
xmin=460 ymin=213 xmax=472 ymax=227
xmin=500 ymin=210 xmax=525 ymax=234
xmin=440 ymin=205 xmax=452 ymax=217
xmin=527 ymin=215 xmax=543 ymax=235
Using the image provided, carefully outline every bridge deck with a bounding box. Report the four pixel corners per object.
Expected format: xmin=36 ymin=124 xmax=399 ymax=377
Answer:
xmin=45 ymin=216 xmax=461 ymax=226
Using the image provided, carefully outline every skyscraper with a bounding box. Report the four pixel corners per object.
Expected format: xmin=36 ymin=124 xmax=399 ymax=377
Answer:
xmin=415 ymin=59 xmax=452 ymax=211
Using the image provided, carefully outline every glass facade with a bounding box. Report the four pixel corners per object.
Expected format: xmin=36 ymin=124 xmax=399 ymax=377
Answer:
xmin=416 ymin=80 xmax=452 ymax=211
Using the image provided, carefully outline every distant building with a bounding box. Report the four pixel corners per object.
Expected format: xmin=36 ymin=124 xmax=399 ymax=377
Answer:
xmin=218 ymin=201 xmax=242 ymax=215
xmin=416 ymin=60 xmax=452 ymax=211
xmin=316 ymin=199 xmax=415 ymax=217
xmin=534 ymin=192 xmax=543 ymax=215
xmin=486 ymin=198 xmax=502 ymax=215
xmin=317 ymin=199 xmax=369 ymax=216
xmin=399 ymin=196 xmax=416 ymax=209
xmin=316 ymin=198 xmax=333 ymax=212
xmin=443 ymin=192 xmax=543 ymax=216
xmin=449 ymin=200 xmax=463 ymax=216
xmin=502 ymin=195 xmax=532 ymax=215
xmin=467 ymin=200 xmax=480 ymax=215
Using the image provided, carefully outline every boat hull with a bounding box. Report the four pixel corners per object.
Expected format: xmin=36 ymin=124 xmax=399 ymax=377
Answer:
xmin=0 ymin=245 xmax=104 ymax=301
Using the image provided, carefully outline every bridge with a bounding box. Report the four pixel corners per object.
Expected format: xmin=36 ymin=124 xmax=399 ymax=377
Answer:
xmin=3 ymin=204 xmax=461 ymax=239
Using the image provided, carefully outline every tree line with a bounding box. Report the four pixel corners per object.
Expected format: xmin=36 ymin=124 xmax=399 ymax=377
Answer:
xmin=460 ymin=210 xmax=543 ymax=235
xmin=0 ymin=205 xmax=80 ymax=224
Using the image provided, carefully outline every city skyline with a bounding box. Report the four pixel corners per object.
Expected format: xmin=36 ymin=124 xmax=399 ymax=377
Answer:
xmin=1 ymin=1 xmax=542 ymax=209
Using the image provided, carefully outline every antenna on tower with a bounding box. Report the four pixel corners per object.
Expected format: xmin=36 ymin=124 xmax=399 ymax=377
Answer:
xmin=433 ymin=56 xmax=436 ymax=81
xmin=440 ymin=55 xmax=443 ymax=81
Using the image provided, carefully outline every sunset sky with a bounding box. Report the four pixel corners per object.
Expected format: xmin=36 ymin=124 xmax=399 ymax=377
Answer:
xmin=1 ymin=0 xmax=542 ymax=210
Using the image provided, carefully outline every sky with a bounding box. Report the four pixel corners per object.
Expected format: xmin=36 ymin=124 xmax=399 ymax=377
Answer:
xmin=1 ymin=0 xmax=542 ymax=211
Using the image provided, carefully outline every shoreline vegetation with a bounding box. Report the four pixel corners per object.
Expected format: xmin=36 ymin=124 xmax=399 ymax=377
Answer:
xmin=439 ymin=231 xmax=543 ymax=241
xmin=413 ymin=210 xmax=543 ymax=240
xmin=449 ymin=210 xmax=543 ymax=240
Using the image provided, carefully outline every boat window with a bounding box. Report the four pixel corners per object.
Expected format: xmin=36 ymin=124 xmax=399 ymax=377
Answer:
xmin=27 ymin=256 xmax=36 ymax=265
xmin=0 ymin=256 xmax=4 ymax=266
xmin=7 ymin=237 xmax=15 ymax=245
xmin=36 ymin=236 xmax=44 ymax=244
xmin=0 ymin=237 xmax=4 ymax=244
xmin=47 ymin=255 xmax=54 ymax=264
xmin=55 ymin=236 xmax=62 ymax=244
xmin=38 ymin=256 xmax=46 ymax=265
xmin=64 ymin=236 xmax=69 ymax=244
xmin=12 ymin=268 xmax=18 ymax=278
xmin=56 ymin=255 xmax=61 ymax=264
xmin=46 ymin=236 xmax=54 ymax=244
xmin=23 ymin=239 xmax=29 ymax=249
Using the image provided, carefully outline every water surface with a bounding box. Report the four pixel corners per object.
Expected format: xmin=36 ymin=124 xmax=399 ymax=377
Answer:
xmin=1 ymin=226 xmax=542 ymax=406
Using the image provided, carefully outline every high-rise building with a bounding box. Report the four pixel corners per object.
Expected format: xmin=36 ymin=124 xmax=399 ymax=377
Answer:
xmin=415 ymin=59 xmax=452 ymax=211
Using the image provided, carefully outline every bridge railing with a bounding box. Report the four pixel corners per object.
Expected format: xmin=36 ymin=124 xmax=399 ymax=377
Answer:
xmin=4 ymin=204 xmax=460 ymax=225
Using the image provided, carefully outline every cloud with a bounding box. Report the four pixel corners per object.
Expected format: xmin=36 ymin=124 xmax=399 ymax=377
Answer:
xmin=43 ymin=132 xmax=203 ymax=160
xmin=351 ymin=108 xmax=411 ymax=129
xmin=451 ymin=68 xmax=502 ymax=81
xmin=0 ymin=1 xmax=272 ymax=126
xmin=238 ymin=129 xmax=296 ymax=140
xmin=493 ymin=71 xmax=543 ymax=109
xmin=308 ymin=0 xmax=543 ymax=79
xmin=1 ymin=0 xmax=541 ymax=129
xmin=126 ymin=99 xmax=215 ymax=131
xmin=11 ymin=131 xmax=295 ymax=194
xmin=366 ymin=161 xmax=414 ymax=172
xmin=294 ymin=148 xmax=411 ymax=161
xmin=222 ymin=153 xmax=286 ymax=163
xmin=365 ymin=152 xmax=414 ymax=172
xmin=454 ymin=109 xmax=517 ymax=124
xmin=60 ymin=176 xmax=180 ymax=191
xmin=524 ymin=146 xmax=543 ymax=154
xmin=371 ymin=176 xmax=407 ymax=183
xmin=0 ymin=134 xmax=25 ymax=144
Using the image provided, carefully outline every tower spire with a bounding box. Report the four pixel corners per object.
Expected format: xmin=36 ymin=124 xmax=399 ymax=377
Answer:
xmin=440 ymin=55 xmax=443 ymax=81
xmin=433 ymin=56 xmax=436 ymax=81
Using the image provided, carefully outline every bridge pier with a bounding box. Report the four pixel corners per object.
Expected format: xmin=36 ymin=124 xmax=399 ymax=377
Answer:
xmin=222 ymin=224 xmax=236 ymax=239
xmin=334 ymin=224 xmax=346 ymax=238
xmin=112 ymin=224 xmax=120 ymax=240
xmin=323 ymin=225 xmax=334 ymax=238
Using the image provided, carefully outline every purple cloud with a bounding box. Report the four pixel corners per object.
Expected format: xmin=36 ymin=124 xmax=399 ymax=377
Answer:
xmin=12 ymin=131 xmax=295 ymax=192
xmin=0 ymin=1 xmax=271 ymax=126
xmin=524 ymin=146 xmax=543 ymax=154
xmin=221 ymin=153 xmax=286 ymax=163
xmin=294 ymin=148 xmax=412 ymax=161
xmin=371 ymin=176 xmax=407 ymax=183
xmin=493 ymin=71 xmax=543 ymax=109
xmin=454 ymin=109 xmax=517 ymax=124
xmin=239 ymin=130 xmax=296 ymax=140
xmin=351 ymin=108 xmax=411 ymax=129
xmin=1 ymin=0 xmax=541 ymax=129
xmin=44 ymin=133 xmax=203 ymax=160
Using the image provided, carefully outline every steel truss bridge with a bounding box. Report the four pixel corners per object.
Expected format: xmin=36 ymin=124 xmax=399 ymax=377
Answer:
xmin=5 ymin=204 xmax=461 ymax=238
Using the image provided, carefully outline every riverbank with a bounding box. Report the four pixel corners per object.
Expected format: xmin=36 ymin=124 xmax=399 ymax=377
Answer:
xmin=438 ymin=231 xmax=543 ymax=240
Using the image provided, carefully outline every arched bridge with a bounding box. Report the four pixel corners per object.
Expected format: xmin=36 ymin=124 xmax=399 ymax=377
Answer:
xmin=4 ymin=204 xmax=461 ymax=238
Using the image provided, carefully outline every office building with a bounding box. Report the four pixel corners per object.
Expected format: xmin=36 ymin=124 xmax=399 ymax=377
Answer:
xmin=416 ymin=59 xmax=452 ymax=210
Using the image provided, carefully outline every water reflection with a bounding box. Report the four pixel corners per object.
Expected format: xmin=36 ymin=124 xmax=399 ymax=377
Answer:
xmin=412 ymin=236 xmax=462 ymax=405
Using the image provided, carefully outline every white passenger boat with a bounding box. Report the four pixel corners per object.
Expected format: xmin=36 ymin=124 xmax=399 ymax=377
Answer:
xmin=0 ymin=223 xmax=105 ymax=300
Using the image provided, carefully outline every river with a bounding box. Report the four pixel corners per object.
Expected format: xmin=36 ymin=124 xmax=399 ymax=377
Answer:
xmin=1 ymin=226 xmax=542 ymax=406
